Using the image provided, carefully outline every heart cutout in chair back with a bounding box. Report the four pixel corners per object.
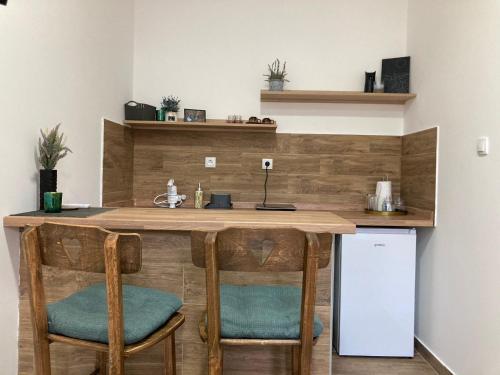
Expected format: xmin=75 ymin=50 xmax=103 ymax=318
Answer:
xmin=250 ymin=239 xmax=275 ymax=266
xmin=59 ymin=238 xmax=83 ymax=267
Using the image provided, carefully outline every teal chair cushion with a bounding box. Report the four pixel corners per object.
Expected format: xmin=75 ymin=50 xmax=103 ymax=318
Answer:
xmin=220 ymin=284 xmax=324 ymax=340
xmin=47 ymin=283 xmax=182 ymax=345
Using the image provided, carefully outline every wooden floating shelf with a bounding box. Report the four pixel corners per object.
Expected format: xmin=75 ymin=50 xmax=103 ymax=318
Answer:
xmin=124 ymin=119 xmax=277 ymax=133
xmin=261 ymin=90 xmax=417 ymax=105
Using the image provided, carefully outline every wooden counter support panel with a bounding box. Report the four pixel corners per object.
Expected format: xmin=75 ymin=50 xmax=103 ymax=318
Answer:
xmin=401 ymin=128 xmax=438 ymax=215
xmin=102 ymin=120 xmax=134 ymax=207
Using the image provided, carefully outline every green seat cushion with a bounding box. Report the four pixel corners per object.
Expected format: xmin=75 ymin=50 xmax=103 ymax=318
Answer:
xmin=220 ymin=284 xmax=324 ymax=340
xmin=47 ymin=283 xmax=182 ymax=345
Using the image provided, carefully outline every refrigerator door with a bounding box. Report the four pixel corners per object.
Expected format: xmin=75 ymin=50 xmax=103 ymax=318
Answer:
xmin=337 ymin=228 xmax=416 ymax=357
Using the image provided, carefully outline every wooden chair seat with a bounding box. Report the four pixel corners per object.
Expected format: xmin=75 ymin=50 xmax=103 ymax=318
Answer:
xmin=48 ymin=312 xmax=185 ymax=357
xmin=198 ymin=311 xmax=319 ymax=347
xmin=47 ymin=282 xmax=182 ymax=345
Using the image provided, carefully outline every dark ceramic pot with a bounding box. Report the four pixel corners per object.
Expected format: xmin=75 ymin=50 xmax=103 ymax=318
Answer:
xmin=39 ymin=169 xmax=57 ymax=210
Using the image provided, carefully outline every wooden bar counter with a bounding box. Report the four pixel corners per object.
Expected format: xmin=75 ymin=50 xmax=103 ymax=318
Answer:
xmin=4 ymin=208 xmax=355 ymax=375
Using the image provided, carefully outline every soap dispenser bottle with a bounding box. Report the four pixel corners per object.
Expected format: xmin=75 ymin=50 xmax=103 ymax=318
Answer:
xmin=194 ymin=183 xmax=203 ymax=209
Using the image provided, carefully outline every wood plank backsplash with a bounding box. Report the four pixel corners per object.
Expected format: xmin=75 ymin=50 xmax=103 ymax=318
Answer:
xmin=130 ymin=130 xmax=402 ymax=211
xmin=102 ymin=120 xmax=134 ymax=207
xmin=401 ymin=127 xmax=438 ymax=211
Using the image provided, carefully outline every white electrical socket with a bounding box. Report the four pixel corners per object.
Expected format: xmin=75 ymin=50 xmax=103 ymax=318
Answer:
xmin=205 ymin=157 xmax=216 ymax=168
xmin=262 ymin=158 xmax=273 ymax=170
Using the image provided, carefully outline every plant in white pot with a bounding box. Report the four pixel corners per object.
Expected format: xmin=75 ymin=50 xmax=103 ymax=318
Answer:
xmin=161 ymin=96 xmax=181 ymax=122
xmin=38 ymin=124 xmax=72 ymax=210
xmin=264 ymin=58 xmax=289 ymax=91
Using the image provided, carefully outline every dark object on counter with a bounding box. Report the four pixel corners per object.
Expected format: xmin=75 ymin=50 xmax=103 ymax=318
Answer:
xmin=39 ymin=169 xmax=57 ymax=210
xmin=364 ymin=72 xmax=376 ymax=93
xmin=256 ymin=203 xmax=296 ymax=211
xmin=44 ymin=192 xmax=63 ymax=213
xmin=382 ymin=57 xmax=410 ymax=93
xmin=184 ymin=109 xmax=206 ymax=122
xmin=205 ymin=193 xmax=232 ymax=209
xmin=124 ymin=101 xmax=156 ymax=121
xmin=13 ymin=207 xmax=115 ymax=218
xmin=0 ymin=0 xmax=8 ymax=6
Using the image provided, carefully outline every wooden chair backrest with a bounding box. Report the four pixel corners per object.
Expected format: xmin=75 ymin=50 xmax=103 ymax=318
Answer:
xmin=191 ymin=228 xmax=332 ymax=272
xmin=35 ymin=222 xmax=142 ymax=274
xmin=21 ymin=222 xmax=143 ymax=373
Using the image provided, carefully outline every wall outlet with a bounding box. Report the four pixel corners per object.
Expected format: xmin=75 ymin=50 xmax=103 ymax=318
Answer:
xmin=205 ymin=157 xmax=216 ymax=168
xmin=262 ymin=158 xmax=273 ymax=170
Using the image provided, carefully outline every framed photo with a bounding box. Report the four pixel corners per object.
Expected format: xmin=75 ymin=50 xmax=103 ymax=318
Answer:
xmin=184 ymin=109 xmax=206 ymax=123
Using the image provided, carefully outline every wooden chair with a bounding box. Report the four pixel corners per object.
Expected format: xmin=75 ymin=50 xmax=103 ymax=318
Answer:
xmin=21 ymin=222 xmax=185 ymax=375
xmin=191 ymin=228 xmax=332 ymax=375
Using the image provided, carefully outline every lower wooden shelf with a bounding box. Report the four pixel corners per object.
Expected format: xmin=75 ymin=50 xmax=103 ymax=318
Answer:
xmin=124 ymin=119 xmax=277 ymax=133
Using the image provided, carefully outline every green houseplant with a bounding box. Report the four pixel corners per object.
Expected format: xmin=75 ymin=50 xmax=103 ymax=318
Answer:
xmin=161 ymin=96 xmax=181 ymax=122
xmin=37 ymin=124 xmax=72 ymax=209
xmin=264 ymin=58 xmax=289 ymax=91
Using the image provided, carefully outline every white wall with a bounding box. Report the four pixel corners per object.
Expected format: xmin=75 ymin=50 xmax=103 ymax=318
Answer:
xmin=406 ymin=1 xmax=500 ymax=374
xmin=133 ymin=0 xmax=409 ymax=135
xmin=0 ymin=1 xmax=134 ymax=372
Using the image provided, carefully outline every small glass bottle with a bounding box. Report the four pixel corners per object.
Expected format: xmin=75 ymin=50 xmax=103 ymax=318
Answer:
xmin=194 ymin=183 xmax=203 ymax=209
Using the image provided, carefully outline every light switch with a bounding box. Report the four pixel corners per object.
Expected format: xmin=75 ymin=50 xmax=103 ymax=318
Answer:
xmin=477 ymin=137 xmax=489 ymax=156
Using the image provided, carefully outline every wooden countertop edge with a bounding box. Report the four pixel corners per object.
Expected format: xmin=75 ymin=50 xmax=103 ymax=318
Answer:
xmin=334 ymin=209 xmax=435 ymax=228
xmin=2 ymin=212 xmax=356 ymax=234
xmin=3 ymin=207 xmax=434 ymax=231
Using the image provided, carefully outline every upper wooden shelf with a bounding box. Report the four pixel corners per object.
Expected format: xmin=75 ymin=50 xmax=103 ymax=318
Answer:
xmin=260 ymin=90 xmax=417 ymax=105
xmin=124 ymin=119 xmax=277 ymax=133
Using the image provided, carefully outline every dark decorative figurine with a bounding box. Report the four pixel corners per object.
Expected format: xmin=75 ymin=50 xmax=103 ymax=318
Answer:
xmin=364 ymin=72 xmax=376 ymax=93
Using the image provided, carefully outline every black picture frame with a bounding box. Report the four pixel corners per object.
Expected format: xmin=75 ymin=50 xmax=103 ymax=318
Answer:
xmin=382 ymin=57 xmax=411 ymax=93
xmin=183 ymin=109 xmax=206 ymax=123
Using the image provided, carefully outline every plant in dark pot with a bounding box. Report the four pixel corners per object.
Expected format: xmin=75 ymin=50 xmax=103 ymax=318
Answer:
xmin=264 ymin=58 xmax=289 ymax=91
xmin=38 ymin=124 xmax=72 ymax=210
xmin=161 ymin=96 xmax=181 ymax=122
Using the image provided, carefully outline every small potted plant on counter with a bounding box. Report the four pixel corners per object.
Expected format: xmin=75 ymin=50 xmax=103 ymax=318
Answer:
xmin=161 ymin=95 xmax=181 ymax=122
xmin=264 ymin=58 xmax=289 ymax=91
xmin=38 ymin=124 xmax=72 ymax=210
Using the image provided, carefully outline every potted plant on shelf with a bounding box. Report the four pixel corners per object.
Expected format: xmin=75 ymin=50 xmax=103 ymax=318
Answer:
xmin=264 ymin=58 xmax=289 ymax=91
xmin=38 ymin=124 xmax=72 ymax=210
xmin=161 ymin=96 xmax=181 ymax=122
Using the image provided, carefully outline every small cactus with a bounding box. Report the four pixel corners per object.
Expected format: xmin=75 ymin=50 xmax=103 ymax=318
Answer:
xmin=264 ymin=58 xmax=289 ymax=82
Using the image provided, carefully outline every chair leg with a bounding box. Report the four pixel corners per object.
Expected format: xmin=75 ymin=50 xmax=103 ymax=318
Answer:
xmin=107 ymin=352 xmax=124 ymax=375
xmin=208 ymin=344 xmax=223 ymax=375
xmin=164 ymin=333 xmax=176 ymax=375
xmin=33 ymin=337 xmax=51 ymax=375
xmin=95 ymin=352 xmax=107 ymax=375
xmin=299 ymin=343 xmax=313 ymax=375
xmin=292 ymin=346 xmax=300 ymax=375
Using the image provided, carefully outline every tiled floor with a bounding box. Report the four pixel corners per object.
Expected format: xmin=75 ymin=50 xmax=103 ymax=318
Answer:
xmin=332 ymin=351 xmax=438 ymax=375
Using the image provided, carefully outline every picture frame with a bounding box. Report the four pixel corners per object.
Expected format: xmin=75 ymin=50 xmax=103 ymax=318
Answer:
xmin=183 ymin=109 xmax=206 ymax=123
xmin=382 ymin=56 xmax=411 ymax=93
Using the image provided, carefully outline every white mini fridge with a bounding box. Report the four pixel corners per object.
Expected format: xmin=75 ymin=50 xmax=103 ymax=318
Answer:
xmin=332 ymin=228 xmax=416 ymax=357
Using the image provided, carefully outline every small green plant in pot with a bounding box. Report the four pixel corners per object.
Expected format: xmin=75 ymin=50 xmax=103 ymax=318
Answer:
xmin=161 ymin=96 xmax=181 ymax=122
xmin=264 ymin=58 xmax=289 ymax=91
xmin=37 ymin=124 xmax=72 ymax=210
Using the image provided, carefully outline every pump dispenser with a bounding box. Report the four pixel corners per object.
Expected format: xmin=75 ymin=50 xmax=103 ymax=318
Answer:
xmin=194 ymin=182 xmax=203 ymax=209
